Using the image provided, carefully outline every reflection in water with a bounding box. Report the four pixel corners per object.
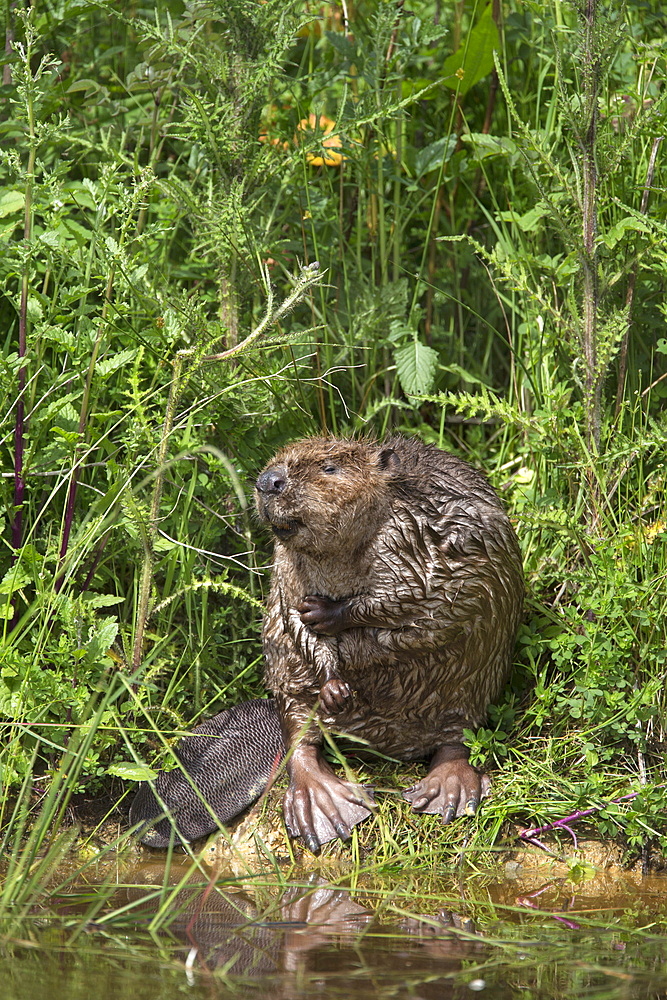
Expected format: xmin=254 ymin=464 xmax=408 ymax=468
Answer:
xmin=121 ymin=868 xmax=485 ymax=997
xmin=8 ymin=858 xmax=667 ymax=1000
xmin=106 ymin=861 xmax=667 ymax=999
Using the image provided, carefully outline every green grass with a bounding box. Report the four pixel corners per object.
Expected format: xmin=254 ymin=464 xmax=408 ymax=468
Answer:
xmin=0 ymin=0 xmax=666 ymax=910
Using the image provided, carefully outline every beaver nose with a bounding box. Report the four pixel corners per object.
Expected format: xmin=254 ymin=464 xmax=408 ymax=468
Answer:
xmin=256 ymin=466 xmax=287 ymax=495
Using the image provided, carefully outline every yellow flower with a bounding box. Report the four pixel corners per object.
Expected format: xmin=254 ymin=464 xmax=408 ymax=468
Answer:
xmin=643 ymin=519 xmax=666 ymax=544
xmin=297 ymin=114 xmax=345 ymax=167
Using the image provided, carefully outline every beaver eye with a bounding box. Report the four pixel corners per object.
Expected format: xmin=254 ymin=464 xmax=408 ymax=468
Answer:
xmin=323 ymin=464 xmax=339 ymax=474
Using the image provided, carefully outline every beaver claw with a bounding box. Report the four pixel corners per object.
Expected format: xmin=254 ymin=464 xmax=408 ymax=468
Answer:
xmin=284 ymin=793 xmax=373 ymax=853
xmin=284 ymin=749 xmax=375 ymax=852
xmin=403 ymin=759 xmax=490 ymax=823
xmin=298 ymin=595 xmax=348 ymax=635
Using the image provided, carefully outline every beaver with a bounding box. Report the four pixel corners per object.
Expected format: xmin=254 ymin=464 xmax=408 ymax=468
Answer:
xmin=130 ymin=434 xmax=523 ymax=851
xmin=255 ymin=434 xmax=524 ymax=853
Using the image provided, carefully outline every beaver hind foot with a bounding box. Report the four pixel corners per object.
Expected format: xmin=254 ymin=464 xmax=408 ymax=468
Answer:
xmin=403 ymin=749 xmax=491 ymax=823
xmin=283 ymin=745 xmax=376 ymax=853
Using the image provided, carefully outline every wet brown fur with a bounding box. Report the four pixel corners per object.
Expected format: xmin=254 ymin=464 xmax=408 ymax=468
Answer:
xmin=256 ymin=435 xmax=524 ymax=761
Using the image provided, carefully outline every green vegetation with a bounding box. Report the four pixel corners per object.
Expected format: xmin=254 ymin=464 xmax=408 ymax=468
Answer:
xmin=0 ymin=0 xmax=666 ymax=900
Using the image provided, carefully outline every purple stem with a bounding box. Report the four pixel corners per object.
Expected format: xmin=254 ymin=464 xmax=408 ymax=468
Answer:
xmin=517 ymin=895 xmax=581 ymax=931
xmin=55 ymin=464 xmax=79 ymax=592
xmin=519 ymin=786 xmax=665 ymax=844
xmin=521 ymin=835 xmax=559 ymax=855
xmin=557 ymin=824 xmax=579 ymax=848
xmin=79 ymin=529 xmax=111 ymax=594
xmin=552 ymin=915 xmax=581 ymax=931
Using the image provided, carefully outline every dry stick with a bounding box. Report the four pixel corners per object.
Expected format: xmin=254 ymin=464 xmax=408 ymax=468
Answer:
xmin=614 ymin=135 xmax=664 ymax=419
xmin=130 ymin=262 xmax=323 ymax=676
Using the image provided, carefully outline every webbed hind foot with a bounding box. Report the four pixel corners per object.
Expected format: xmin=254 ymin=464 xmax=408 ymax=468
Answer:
xmin=284 ymin=745 xmax=375 ymax=853
xmin=403 ymin=746 xmax=490 ymax=824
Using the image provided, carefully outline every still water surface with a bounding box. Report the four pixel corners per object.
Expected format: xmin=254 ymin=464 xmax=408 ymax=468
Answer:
xmin=3 ymin=854 xmax=667 ymax=1000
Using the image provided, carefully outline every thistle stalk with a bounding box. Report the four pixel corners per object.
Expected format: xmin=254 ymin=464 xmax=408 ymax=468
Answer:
xmin=11 ymin=25 xmax=37 ymax=556
xmin=55 ymin=269 xmax=115 ymax=592
xmin=578 ymin=0 xmax=603 ymax=527
xmin=131 ymin=349 xmax=192 ymax=674
xmin=131 ymin=262 xmax=323 ymax=675
xmin=581 ymin=0 xmax=599 ymax=454
xmin=614 ymin=136 xmax=663 ymax=417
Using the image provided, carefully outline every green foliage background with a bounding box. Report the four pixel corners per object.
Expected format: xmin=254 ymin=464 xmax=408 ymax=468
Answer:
xmin=0 ymin=0 xmax=666 ymax=860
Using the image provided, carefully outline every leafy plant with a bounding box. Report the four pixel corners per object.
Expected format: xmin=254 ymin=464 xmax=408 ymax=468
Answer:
xmin=0 ymin=0 xmax=665 ymax=885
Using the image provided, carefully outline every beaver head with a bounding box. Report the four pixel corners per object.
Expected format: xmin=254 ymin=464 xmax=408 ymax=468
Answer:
xmin=255 ymin=437 xmax=400 ymax=554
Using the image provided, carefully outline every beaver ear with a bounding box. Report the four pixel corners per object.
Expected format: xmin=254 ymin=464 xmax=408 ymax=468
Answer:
xmin=377 ymin=447 xmax=401 ymax=473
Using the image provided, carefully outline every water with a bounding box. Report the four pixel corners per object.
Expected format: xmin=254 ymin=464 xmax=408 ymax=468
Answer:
xmin=3 ymin=853 xmax=667 ymax=1000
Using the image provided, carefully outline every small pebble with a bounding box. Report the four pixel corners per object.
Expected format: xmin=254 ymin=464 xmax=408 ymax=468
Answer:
xmin=468 ymin=979 xmax=486 ymax=991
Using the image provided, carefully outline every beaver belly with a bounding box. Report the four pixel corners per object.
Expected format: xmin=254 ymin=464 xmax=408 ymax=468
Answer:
xmin=322 ymin=650 xmax=486 ymax=761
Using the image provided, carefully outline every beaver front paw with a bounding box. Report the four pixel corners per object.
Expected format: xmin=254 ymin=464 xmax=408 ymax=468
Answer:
xmin=403 ymin=759 xmax=491 ymax=824
xmin=298 ymin=595 xmax=349 ymax=635
xmin=319 ymin=677 xmax=351 ymax=714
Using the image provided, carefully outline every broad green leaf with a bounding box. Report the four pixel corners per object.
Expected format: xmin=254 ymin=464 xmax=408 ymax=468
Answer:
xmin=498 ymin=203 xmax=551 ymax=232
xmin=0 ymin=566 xmax=31 ymax=597
xmin=395 ymin=340 xmax=439 ymax=395
xmin=439 ymin=362 xmax=493 ymax=387
xmin=97 ymin=348 xmax=138 ymax=377
xmin=0 ymin=189 xmax=25 ymax=218
xmin=27 ymin=296 xmax=43 ymax=322
xmin=85 ymin=618 xmax=119 ymax=662
xmin=0 ymin=219 xmax=19 ymax=239
xmin=57 ymin=217 xmax=93 ymax=246
xmin=602 ymin=216 xmax=650 ymax=249
xmin=67 ymin=78 xmax=102 ymax=94
xmin=415 ymin=136 xmax=457 ymax=178
xmin=108 ymin=762 xmax=158 ymax=782
xmin=39 ymin=230 xmax=62 ymax=249
xmin=460 ymin=133 xmax=516 ymax=158
xmin=387 ymin=319 xmax=413 ymax=344
xmin=442 ymin=4 xmax=499 ymax=96
xmin=53 ymin=428 xmax=82 ymax=444
xmin=62 ymin=181 xmax=98 ymax=211
xmin=83 ymin=594 xmax=124 ymax=608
